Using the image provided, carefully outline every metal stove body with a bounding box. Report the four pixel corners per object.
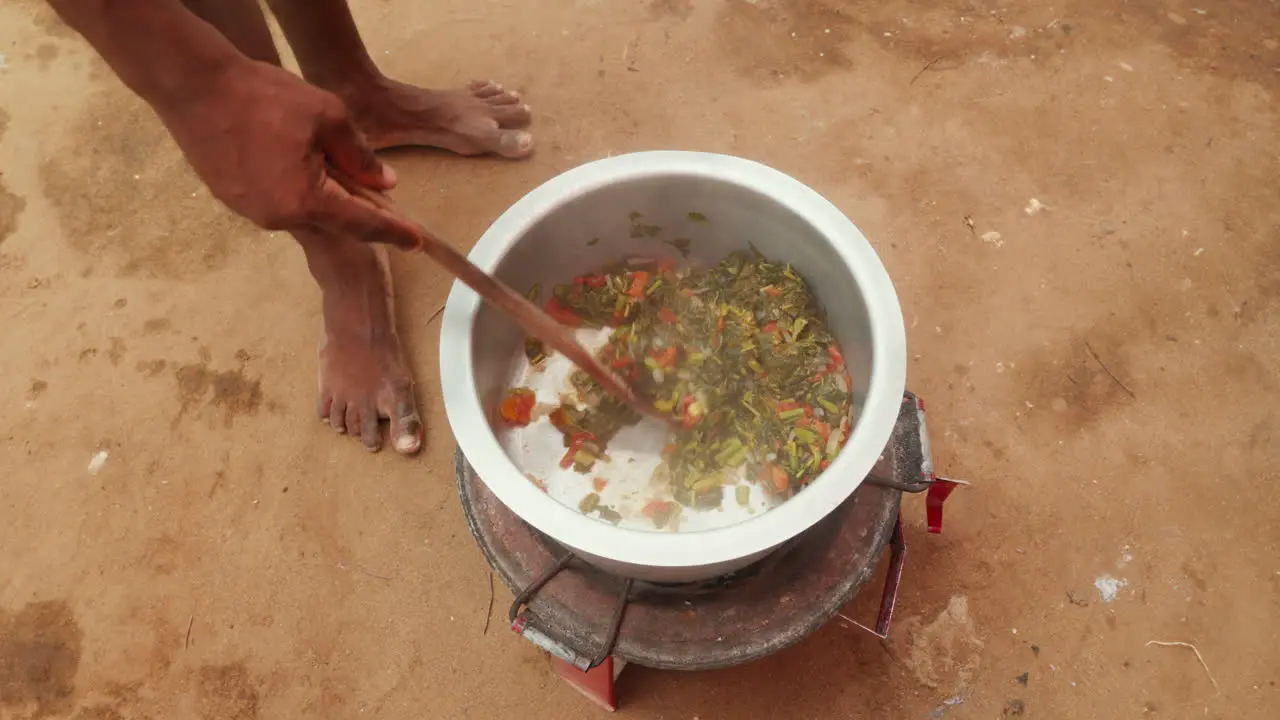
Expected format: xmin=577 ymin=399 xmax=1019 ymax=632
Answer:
xmin=456 ymin=391 xmax=959 ymax=711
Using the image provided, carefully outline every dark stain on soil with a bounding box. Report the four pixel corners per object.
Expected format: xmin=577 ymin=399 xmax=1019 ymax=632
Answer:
xmin=0 ymin=600 xmax=85 ymax=719
xmin=106 ymin=338 xmax=127 ymax=366
xmin=142 ymin=318 xmax=172 ymax=334
xmin=135 ymin=359 xmax=168 ymax=377
xmin=196 ymin=663 xmax=260 ymax=720
xmin=0 ymin=109 xmax=26 ymax=246
xmin=174 ymin=361 xmax=264 ymax=427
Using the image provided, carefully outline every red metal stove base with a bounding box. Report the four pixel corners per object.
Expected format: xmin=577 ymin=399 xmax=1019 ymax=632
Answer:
xmin=553 ymin=656 xmax=626 ymax=712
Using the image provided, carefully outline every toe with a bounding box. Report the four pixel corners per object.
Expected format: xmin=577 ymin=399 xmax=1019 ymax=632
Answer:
xmin=359 ymin=402 xmax=382 ymax=452
xmin=453 ymin=115 xmax=534 ymax=158
xmin=317 ymin=393 xmax=333 ymax=421
xmin=491 ymin=103 xmax=532 ymax=128
xmin=330 ymin=399 xmax=349 ymax=433
xmin=495 ymin=130 xmax=535 ymax=158
xmin=469 ymin=81 xmax=505 ymax=99
xmin=485 ymin=92 xmax=521 ymax=106
xmin=345 ymin=404 xmax=362 ymax=441
xmin=388 ymin=388 xmax=422 ymax=455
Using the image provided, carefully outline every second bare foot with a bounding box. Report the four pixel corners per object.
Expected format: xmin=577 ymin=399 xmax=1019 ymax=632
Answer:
xmin=342 ymin=78 xmax=534 ymax=158
xmin=302 ymin=237 xmax=423 ymax=455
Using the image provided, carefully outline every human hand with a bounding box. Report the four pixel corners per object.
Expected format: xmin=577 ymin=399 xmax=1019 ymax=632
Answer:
xmin=156 ymin=58 xmax=420 ymax=248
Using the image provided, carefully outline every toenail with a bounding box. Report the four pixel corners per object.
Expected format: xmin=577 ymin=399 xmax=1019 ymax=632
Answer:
xmin=394 ymin=434 xmax=419 ymax=453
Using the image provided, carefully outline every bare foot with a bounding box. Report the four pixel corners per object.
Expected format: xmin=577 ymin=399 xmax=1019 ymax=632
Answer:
xmin=342 ymin=78 xmax=534 ymax=158
xmin=308 ymin=239 xmax=423 ymax=454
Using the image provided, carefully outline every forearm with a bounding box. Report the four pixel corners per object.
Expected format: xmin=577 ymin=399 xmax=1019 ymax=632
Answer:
xmin=47 ymin=0 xmax=246 ymax=114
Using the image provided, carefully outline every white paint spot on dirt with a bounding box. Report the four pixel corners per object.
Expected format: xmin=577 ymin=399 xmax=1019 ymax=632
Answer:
xmin=1024 ymin=198 xmax=1046 ymax=215
xmin=87 ymin=450 xmax=109 ymax=475
xmin=1118 ymin=61 xmax=1134 ymax=72
xmin=1167 ymin=12 xmax=1187 ymax=25
xmin=980 ymin=231 xmax=1003 ymax=247
xmin=929 ymin=695 xmax=967 ymax=717
xmin=1094 ymin=574 xmax=1128 ymax=603
xmin=1117 ymin=545 xmax=1134 ymax=568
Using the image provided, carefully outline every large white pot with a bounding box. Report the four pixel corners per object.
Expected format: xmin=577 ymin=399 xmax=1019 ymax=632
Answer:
xmin=440 ymin=151 xmax=906 ymax=582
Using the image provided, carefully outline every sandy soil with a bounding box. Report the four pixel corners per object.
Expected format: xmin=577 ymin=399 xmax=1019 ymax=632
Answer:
xmin=2 ymin=1 xmax=1278 ymax=718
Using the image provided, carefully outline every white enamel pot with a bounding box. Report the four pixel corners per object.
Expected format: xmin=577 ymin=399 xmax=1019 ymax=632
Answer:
xmin=440 ymin=151 xmax=906 ymax=582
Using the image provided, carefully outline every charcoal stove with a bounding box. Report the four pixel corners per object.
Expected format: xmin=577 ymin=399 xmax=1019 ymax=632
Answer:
xmin=456 ymin=391 xmax=961 ymax=711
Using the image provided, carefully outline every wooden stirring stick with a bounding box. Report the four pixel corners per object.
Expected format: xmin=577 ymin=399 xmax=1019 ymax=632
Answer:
xmin=326 ymin=166 xmax=668 ymax=423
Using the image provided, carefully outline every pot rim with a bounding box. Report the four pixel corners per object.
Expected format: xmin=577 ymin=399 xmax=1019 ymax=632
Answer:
xmin=440 ymin=151 xmax=906 ymax=570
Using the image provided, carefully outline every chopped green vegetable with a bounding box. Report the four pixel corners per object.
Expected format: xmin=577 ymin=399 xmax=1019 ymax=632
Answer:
xmin=529 ymin=249 xmax=856 ymax=510
xmin=524 ymin=336 xmax=547 ymax=368
xmin=578 ymin=492 xmax=601 ymax=513
xmin=665 ymin=237 xmax=693 ymax=258
xmin=594 ymin=505 xmax=622 ymax=524
xmin=587 ymin=237 xmax=600 ymax=246
xmin=687 ymin=211 xmax=709 ymax=223
xmin=735 ymin=485 xmax=750 ymax=506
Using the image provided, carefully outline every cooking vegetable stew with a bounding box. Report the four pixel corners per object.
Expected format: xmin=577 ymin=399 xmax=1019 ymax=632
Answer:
xmin=501 ymin=249 xmax=856 ymax=527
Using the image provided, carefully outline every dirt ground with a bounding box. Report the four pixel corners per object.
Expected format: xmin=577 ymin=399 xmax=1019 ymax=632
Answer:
xmin=2 ymin=0 xmax=1278 ymax=718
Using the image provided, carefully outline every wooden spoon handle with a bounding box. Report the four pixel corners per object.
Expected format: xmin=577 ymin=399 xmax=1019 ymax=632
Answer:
xmin=326 ymin=166 xmax=666 ymax=423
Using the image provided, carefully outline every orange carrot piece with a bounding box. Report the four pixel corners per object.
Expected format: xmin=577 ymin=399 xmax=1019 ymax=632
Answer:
xmin=650 ymin=346 xmax=677 ymax=368
xmin=767 ymin=465 xmax=790 ymax=493
xmin=827 ymin=344 xmax=845 ymax=367
xmin=546 ymin=297 xmax=581 ymax=326
xmin=499 ymin=388 xmax=536 ymax=426
xmin=627 ymin=271 xmax=650 ymax=297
